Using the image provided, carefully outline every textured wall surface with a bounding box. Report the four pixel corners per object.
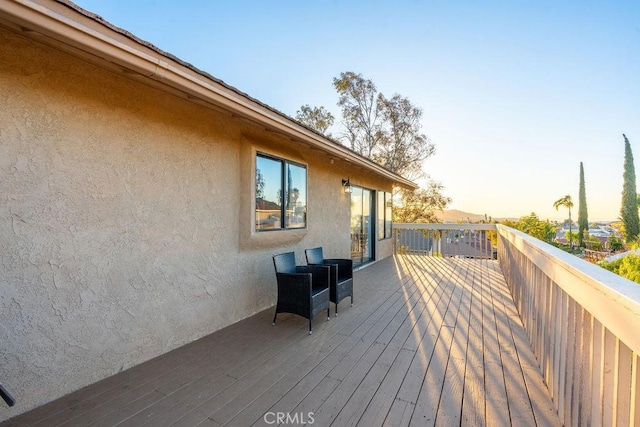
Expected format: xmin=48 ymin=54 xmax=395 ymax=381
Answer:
xmin=0 ymin=25 xmax=392 ymax=421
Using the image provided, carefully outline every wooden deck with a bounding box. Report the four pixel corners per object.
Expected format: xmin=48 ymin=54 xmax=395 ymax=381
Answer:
xmin=2 ymin=256 xmax=560 ymax=426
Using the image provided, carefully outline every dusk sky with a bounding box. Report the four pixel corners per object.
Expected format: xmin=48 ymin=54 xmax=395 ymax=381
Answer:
xmin=75 ymin=0 xmax=640 ymax=221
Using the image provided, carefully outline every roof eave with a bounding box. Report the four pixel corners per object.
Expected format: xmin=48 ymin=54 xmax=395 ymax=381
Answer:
xmin=0 ymin=0 xmax=418 ymax=190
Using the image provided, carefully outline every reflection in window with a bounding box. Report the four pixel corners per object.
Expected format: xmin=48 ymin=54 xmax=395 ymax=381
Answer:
xmin=378 ymin=192 xmax=385 ymax=240
xmin=377 ymin=191 xmax=393 ymax=240
xmin=256 ymin=155 xmax=282 ymax=230
xmin=256 ymin=153 xmax=306 ymax=231
xmin=285 ymin=162 xmax=306 ymax=228
xmin=385 ymin=193 xmax=392 ymax=238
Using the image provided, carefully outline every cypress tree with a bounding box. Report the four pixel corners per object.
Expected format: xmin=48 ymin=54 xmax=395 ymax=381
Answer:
xmin=621 ymin=134 xmax=639 ymax=241
xmin=578 ymin=162 xmax=588 ymax=247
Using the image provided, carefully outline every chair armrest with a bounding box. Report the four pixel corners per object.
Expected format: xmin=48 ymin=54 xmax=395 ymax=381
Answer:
xmin=297 ymin=265 xmax=330 ymax=290
xmin=324 ymin=258 xmax=353 ymax=280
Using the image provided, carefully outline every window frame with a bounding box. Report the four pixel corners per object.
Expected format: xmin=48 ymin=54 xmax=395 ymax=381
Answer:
xmin=255 ymin=152 xmax=307 ymax=232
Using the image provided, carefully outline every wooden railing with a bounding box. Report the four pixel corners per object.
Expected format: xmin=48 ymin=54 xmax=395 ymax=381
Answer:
xmin=393 ymin=223 xmax=497 ymax=259
xmin=497 ymin=225 xmax=640 ymax=426
xmin=393 ymin=223 xmax=640 ymax=425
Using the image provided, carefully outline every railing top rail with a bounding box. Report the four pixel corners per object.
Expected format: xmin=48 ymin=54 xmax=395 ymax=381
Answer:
xmin=394 ymin=223 xmax=497 ymax=231
xmin=497 ymin=224 xmax=640 ymax=354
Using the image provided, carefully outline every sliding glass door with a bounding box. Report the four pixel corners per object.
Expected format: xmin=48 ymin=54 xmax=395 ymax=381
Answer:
xmin=350 ymin=186 xmax=374 ymax=266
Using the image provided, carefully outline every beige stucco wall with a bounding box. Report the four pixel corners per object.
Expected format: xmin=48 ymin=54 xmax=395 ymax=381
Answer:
xmin=0 ymin=26 xmax=395 ymax=420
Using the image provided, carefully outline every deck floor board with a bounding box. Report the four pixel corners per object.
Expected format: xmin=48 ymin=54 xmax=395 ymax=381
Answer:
xmin=2 ymin=256 xmax=561 ymax=427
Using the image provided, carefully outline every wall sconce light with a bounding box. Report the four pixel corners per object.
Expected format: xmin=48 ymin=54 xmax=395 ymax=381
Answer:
xmin=342 ymin=178 xmax=352 ymax=193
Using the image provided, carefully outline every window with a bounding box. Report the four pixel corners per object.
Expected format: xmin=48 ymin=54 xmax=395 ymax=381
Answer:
xmin=377 ymin=191 xmax=393 ymax=239
xmin=255 ymin=153 xmax=307 ymax=231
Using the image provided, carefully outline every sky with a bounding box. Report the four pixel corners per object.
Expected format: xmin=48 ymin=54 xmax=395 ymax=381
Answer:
xmin=74 ymin=0 xmax=640 ymax=222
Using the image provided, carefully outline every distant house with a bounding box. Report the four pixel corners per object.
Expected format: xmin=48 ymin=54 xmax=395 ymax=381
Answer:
xmin=554 ymin=223 xmax=618 ymax=249
xmin=0 ymin=0 xmax=415 ymax=420
xmin=589 ymin=225 xmax=614 ymax=238
xmin=603 ymin=248 xmax=640 ymax=263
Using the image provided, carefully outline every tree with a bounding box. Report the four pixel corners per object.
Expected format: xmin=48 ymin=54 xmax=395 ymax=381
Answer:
xmin=392 ymin=181 xmax=451 ymax=223
xmin=512 ymin=213 xmax=555 ymax=243
xmin=256 ymin=168 xmax=265 ymax=199
xmin=374 ymin=93 xmax=435 ymax=178
xmin=295 ymin=104 xmax=334 ymax=135
xmin=554 ymin=195 xmax=574 ymax=248
xmin=333 ymin=71 xmax=382 ymax=158
xmin=621 ymin=134 xmax=639 ymax=241
xmin=583 ymin=234 xmax=603 ymax=251
xmin=565 ymin=230 xmax=580 ymax=245
xmin=578 ymin=162 xmax=588 ymax=247
xmin=333 ymin=71 xmax=435 ymax=179
xmin=608 ymin=234 xmax=624 ymax=252
xmin=331 ymin=71 xmax=447 ymax=222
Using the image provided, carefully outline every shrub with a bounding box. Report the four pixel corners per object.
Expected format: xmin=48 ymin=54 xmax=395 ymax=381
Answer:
xmin=599 ymin=255 xmax=640 ymax=284
xmin=618 ymin=255 xmax=640 ymax=283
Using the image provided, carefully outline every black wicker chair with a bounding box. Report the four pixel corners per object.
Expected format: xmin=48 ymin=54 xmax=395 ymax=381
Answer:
xmin=272 ymin=252 xmax=331 ymax=334
xmin=305 ymin=247 xmax=354 ymax=316
xmin=0 ymin=383 xmax=15 ymax=407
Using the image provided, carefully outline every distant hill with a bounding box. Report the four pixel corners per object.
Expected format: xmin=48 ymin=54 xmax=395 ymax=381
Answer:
xmin=433 ymin=209 xmax=615 ymax=224
xmin=434 ymin=209 xmax=516 ymax=223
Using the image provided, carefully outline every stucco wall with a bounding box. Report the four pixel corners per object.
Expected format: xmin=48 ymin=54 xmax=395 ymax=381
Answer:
xmin=0 ymin=25 xmax=394 ymax=420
